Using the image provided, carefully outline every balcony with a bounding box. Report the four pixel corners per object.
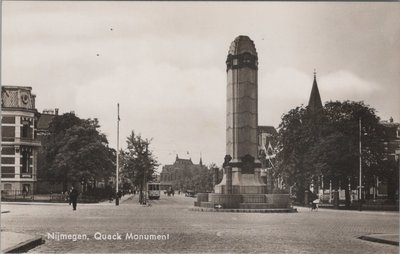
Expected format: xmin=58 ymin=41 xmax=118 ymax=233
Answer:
xmin=20 ymin=173 xmax=33 ymax=178
xmin=1 ymin=137 xmax=41 ymax=147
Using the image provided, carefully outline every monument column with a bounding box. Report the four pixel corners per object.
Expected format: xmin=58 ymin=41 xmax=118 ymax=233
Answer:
xmin=215 ymin=35 xmax=266 ymax=195
xmin=226 ymin=36 xmax=259 ymax=164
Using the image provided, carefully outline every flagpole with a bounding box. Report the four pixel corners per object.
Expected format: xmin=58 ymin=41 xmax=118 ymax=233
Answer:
xmin=116 ymin=103 xmax=120 ymax=206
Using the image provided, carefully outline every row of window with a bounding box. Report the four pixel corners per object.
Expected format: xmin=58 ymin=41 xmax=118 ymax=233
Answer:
xmin=2 ymin=125 xmax=34 ymax=140
xmin=1 ymin=157 xmax=33 ymax=165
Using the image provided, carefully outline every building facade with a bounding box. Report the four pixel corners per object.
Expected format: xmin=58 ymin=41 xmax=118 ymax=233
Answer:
xmin=1 ymin=86 xmax=41 ymax=193
xmin=373 ymin=118 xmax=400 ymax=199
xmin=160 ymin=155 xmax=208 ymax=192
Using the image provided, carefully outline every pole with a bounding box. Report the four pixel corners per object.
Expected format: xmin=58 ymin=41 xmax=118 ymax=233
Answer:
xmin=358 ymin=117 xmax=362 ymax=211
xmin=145 ymin=144 xmax=148 ymax=204
xmin=116 ymin=103 xmax=120 ymax=206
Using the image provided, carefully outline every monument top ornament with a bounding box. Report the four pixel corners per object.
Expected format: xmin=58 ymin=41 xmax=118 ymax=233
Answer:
xmin=226 ymin=35 xmax=258 ymax=71
xmin=228 ymin=35 xmax=258 ymax=56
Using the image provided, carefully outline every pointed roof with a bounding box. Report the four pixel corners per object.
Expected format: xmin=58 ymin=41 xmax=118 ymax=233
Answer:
xmin=308 ymin=70 xmax=323 ymax=112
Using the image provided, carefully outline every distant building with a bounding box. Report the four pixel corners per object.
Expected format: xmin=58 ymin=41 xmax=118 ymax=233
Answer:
xmin=36 ymin=108 xmax=58 ymax=139
xmin=373 ymin=118 xmax=400 ymax=198
xmin=257 ymin=126 xmax=278 ymax=192
xmin=35 ymin=109 xmax=59 ymax=193
xmin=160 ymin=154 xmax=207 ymax=192
xmin=258 ymin=125 xmax=277 ymax=163
xmin=1 ymin=86 xmax=41 ymax=193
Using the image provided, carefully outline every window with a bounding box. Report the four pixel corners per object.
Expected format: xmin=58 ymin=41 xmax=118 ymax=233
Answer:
xmin=1 ymin=167 xmax=15 ymax=178
xmin=1 ymin=126 xmax=15 ymax=140
xmin=21 ymin=151 xmax=30 ymax=173
xmin=2 ymin=116 xmax=15 ymax=124
xmin=1 ymin=157 xmax=15 ymax=165
xmin=2 ymin=147 xmax=15 ymax=155
xmin=21 ymin=122 xmax=30 ymax=138
xmin=4 ymin=184 xmax=12 ymax=190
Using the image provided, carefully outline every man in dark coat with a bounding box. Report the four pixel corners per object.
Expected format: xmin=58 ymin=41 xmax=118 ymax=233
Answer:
xmin=69 ymin=187 xmax=79 ymax=211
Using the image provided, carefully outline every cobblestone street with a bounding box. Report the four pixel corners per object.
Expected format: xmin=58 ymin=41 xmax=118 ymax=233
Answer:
xmin=1 ymin=194 xmax=398 ymax=253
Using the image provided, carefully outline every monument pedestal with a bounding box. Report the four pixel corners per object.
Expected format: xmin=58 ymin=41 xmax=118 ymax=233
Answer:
xmin=215 ymin=168 xmax=266 ymax=194
xmin=195 ymin=162 xmax=295 ymax=212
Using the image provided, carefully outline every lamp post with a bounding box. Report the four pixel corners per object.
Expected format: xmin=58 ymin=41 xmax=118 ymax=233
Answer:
xmin=116 ymin=103 xmax=120 ymax=206
xmin=358 ymin=117 xmax=362 ymax=211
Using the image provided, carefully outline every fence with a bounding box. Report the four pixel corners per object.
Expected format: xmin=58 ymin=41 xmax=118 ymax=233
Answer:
xmin=1 ymin=189 xmax=109 ymax=203
xmin=1 ymin=190 xmax=35 ymax=201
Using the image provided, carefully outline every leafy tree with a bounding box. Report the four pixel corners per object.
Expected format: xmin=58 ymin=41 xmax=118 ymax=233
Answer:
xmin=275 ymin=106 xmax=315 ymax=202
xmin=39 ymin=113 xmax=115 ymax=191
xmin=312 ymin=101 xmax=383 ymax=205
xmin=276 ymin=101 xmax=384 ymax=205
xmin=120 ymin=131 xmax=159 ymax=193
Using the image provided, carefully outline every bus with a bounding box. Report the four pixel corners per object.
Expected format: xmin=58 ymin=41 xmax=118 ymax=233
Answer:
xmin=147 ymin=182 xmax=160 ymax=200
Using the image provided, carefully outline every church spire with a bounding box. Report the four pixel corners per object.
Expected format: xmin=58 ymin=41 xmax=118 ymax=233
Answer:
xmin=308 ymin=69 xmax=323 ymax=113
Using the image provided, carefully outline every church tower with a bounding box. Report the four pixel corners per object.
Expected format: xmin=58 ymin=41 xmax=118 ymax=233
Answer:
xmin=308 ymin=70 xmax=323 ymax=113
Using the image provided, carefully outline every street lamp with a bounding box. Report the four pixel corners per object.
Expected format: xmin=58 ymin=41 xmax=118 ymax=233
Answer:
xmin=116 ymin=103 xmax=120 ymax=206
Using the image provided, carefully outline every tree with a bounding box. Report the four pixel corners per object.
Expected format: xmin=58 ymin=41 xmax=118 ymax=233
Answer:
xmin=275 ymin=106 xmax=316 ymax=202
xmin=120 ymin=131 xmax=159 ymax=194
xmin=39 ymin=113 xmax=115 ymax=191
xmin=276 ymin=101 xmax=384 ymax=205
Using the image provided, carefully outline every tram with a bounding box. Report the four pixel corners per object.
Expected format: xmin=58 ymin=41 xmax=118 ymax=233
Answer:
xmin=147 ymin=182 xmax=160 ymax=200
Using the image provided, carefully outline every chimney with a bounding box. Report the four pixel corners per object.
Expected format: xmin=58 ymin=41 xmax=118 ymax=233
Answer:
xmin=390 ymin=117 xmax=394 ymax=123
xmin=32 ymin=94 xmax=36 ymax=109
xmin=55 ymin=108 xmax=59 ymax=115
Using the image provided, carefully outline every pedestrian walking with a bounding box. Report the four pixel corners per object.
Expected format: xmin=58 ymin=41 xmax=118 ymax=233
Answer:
xmin=69 ymin=187 xmax=79 ymax=211
xmin=68 ymin=187 xmax=73 ymax=205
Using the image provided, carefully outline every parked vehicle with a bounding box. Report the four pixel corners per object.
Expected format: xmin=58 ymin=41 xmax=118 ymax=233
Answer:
xmin=185 ymin=190 xmax=195 ymax=197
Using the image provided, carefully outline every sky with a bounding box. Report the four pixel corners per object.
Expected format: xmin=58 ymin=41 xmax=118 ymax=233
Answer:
xmin=2 ymin=2 xmax=400 ymax=170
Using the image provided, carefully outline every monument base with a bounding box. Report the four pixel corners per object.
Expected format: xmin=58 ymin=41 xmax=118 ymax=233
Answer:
xmin=190 ymin=207 xmax=297 ymax=213
xmin=194 ymin=193 xmax=296 ymax=212
xmin=215 ymin=168 xmax=267 ymax=194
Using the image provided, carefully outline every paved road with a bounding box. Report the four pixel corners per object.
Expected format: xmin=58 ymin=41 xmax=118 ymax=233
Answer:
xmin=1 ymin=194 xmax=398 ymax=253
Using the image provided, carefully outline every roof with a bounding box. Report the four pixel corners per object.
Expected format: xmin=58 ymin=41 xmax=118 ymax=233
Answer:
xmin=228 ymin=35 xmax=257 ymax=56
xmin=308 ymin=72 xmax=323 ymax=112
xmin=37 ymin=113 xmax=56 ymax=130
xmin=258 ymin=126 xmax=277 ymax=135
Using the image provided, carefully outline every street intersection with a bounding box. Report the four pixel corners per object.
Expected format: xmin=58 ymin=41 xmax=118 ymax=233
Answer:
xmin=1 ymin=194 xmax=398 ymax=253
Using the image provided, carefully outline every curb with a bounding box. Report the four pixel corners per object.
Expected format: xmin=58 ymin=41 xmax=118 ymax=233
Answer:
xmin=359 ymin=234 xmax=399 ymax=246
xmin=2 ymin=236 xmax=44 ymax=253
xmin=189 ymin=207 xmax=298 ymax=213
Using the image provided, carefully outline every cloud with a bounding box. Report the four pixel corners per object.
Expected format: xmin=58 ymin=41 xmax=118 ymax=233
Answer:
xmin=320 ymin=70 xmax=381 ymax=102
xmin=259 ymin=67 xmax=312 ymax=127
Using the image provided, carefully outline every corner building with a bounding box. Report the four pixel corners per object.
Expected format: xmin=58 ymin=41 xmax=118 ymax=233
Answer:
xmin=1 ymin=86 xmax=41 ymax=193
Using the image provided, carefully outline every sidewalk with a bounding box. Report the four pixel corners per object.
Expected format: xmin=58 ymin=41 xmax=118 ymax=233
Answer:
xmin=1 ymin=194 xmax=135 ymax=206
xmin=359 ymin=234 xmax=399 ymax=246
xmin=0 ymin=195 xmax=134 ymax=252
xmin=294 ymin=206 xmax=399 ymax=215
xmin=1 ymin=231 xmax=43 ymax=253
xmin=99 ymin=194 xmax=135 ymax=204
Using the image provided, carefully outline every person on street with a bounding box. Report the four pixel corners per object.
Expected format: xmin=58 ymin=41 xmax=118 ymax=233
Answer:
xmin=69 ymin=187 xmax=79 ymax=211
xmin=68 ymin=187 xmax=74 ymax=205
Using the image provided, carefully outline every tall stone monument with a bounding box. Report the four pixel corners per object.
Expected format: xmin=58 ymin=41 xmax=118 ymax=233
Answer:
xmin=194 ymin=35 xmax=294 ymax=212
xmin=215 ymin=35 xmax=266 ymax=195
